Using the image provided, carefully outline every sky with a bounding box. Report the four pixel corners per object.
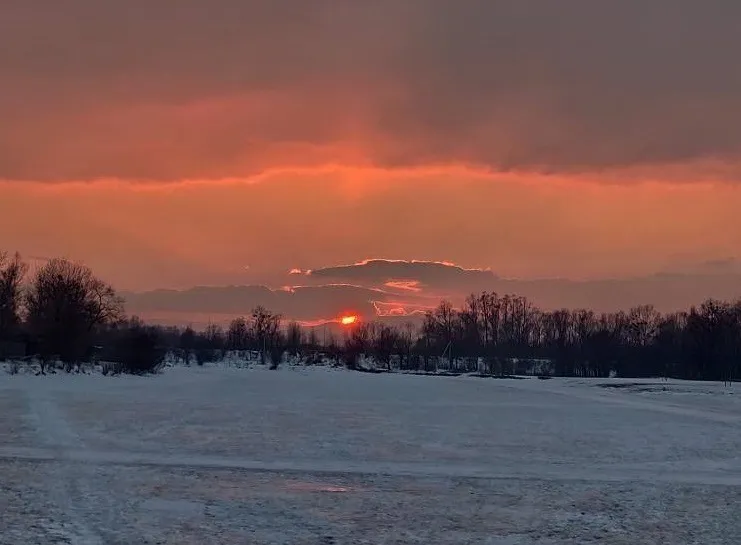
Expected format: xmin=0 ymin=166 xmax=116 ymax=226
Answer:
xmin=1 ymin=1 xmax=741 ymax=325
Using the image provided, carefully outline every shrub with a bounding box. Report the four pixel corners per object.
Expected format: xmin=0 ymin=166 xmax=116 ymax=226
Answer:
xmin=100 ymin=361 xmax=123 ymax=376
xmin=343 ymin=350 xmax=359 ymax=371
xmin=194 ymin=348 xmax=223 ymax=366
xmin=114 ymin=326 xmax=165 ymax=375
xmin=269 ymin=346 xmax=284 ymax=370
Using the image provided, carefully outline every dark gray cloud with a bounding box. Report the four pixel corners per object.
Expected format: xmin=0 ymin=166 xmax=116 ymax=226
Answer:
xmin=301 ymin=260 xmax=741 ymax=313
xmin=3 ymin=1 xmax=741 ymax=181
xmin=308 ymin=260 xmax=496 ymax=290
xmin=123 ymin=260 xmax=741 ymax=327
xmin=694 ymin=258 xmax=741 ymax=274
xmin=122 ymin=283 xmax=429 ymax=323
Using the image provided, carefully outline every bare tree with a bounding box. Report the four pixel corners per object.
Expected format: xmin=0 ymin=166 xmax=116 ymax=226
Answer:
xmin=344 ymin=322 xmax=370 ymax=370
xmin=250 ymin=306 xmax=281 ymax=365
xmin=179 ymin=326 xmax=196 ymax=365
xmin=286 ymin=321 xmax=303 ymax=359
xmin=371 ymin=323 xmax=399 ymax=371
xmin=268 ymin=330 xmax=286 ymax=370
xmin=306 ymin=327 xmax=319 ymax=351
xmin=0 ymin=252 xmax=27 ymax=347
xmin=226 ymin=317 xmax=249 ymax=351
xmin=397 ymin=321 xmax=416 ymax=370
xmin=420 ymin=301 xmax=459 ymax=370
xmin=25 ymin=258 xmax=123 ymax=373
xmin=204 ymin=323 xmax=224 ymax=348
xmin=544 ymin=309 xmax=575 ymax=376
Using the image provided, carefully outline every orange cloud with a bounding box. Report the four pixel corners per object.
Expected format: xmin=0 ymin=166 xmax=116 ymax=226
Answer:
xmin=372 ymin=301 xmax=433 ymax=318
xmin=4 ymin=2 xmax=741 ymax=325
xmin=384 ymin=280 xmax=423 ymax=293
xmin=4 ymin=2 xmax=741 ymax=183
xmin=2 ymin=168 xmax=740 ymax=295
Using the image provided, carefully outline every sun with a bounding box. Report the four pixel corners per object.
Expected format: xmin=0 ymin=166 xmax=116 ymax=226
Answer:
xmin=340 ymin=315 xmax=358 ymax=326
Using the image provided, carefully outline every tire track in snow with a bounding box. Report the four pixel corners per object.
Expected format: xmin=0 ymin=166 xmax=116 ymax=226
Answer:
xmin=3 ymin=444 xmax=741 ymax=487
xmin=25 ymin=388 xmax=103 ymax=545
xmin=499 ymin=380 xmax=741 ymax=425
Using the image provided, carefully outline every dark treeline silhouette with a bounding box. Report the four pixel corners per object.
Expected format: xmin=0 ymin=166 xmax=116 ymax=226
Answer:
xmin=163 ymin=292 xmax=741 ymax=382
xmin=408 ymin=294 xmax=741 ymax=381
xmin=0 ymin=251 xmax=291 ymax=374
xmin=2 ymin=251 xmax=740 ymax=380
xmin=1 ymin=252 xmax=162 ymax=374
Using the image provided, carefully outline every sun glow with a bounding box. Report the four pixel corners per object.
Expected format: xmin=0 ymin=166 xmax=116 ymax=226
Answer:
xmin=340 ymin=315 xmax=358 ymax=326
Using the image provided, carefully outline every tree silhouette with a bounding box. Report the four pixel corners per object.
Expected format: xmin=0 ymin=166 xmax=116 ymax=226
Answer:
xmin=25 ymin=258 xmax=123 ymax=373
xmin=0 ymin=252 xmax=27 ymax=354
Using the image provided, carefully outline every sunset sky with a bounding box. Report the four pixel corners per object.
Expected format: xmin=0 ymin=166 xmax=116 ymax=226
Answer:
xmin=1 ymin=1 xmax=740 ymax=325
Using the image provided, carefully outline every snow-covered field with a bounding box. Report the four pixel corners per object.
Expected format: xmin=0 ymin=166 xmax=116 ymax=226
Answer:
xmin=2 ymin=365 xmax=741 ymax=544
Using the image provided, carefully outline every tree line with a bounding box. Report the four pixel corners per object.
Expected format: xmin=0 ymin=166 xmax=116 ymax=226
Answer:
xmin=204 ymin=293 xmax=741 ymax=382
xmin=409 ymin=294 xmax=741 ymax=381
xmin=132 ymin=288 xmax=741 ymax=382
xmin=2 ymin=251 xmax=740 ymax=380
xmin=1 ymin=252 xmax=157 ymax=374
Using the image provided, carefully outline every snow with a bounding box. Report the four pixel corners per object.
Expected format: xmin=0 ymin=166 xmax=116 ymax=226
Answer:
xmin=2 ymin=364 xmax=741 ymax=543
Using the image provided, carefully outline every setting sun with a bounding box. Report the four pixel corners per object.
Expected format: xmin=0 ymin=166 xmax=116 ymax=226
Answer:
xmin=340 ymin=315 xmax=358 ymax=326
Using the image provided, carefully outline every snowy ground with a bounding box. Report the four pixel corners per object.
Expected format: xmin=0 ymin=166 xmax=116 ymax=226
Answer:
xmin=1 ymin=365 xmax=741 ymax=544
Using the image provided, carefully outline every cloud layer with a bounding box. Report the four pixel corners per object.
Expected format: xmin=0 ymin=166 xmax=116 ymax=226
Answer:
xmin=3 ymin=1 xmax=741 ymax=181
xmin=122 ymin=259 xmax=741 ymax=328
xmin=308 ymin=259 xmax=495 ymax=290
xmin=3 ymin=172 xmax=740 ymax=296
xmin=122 ymin=284 xmax=387 ymax=323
